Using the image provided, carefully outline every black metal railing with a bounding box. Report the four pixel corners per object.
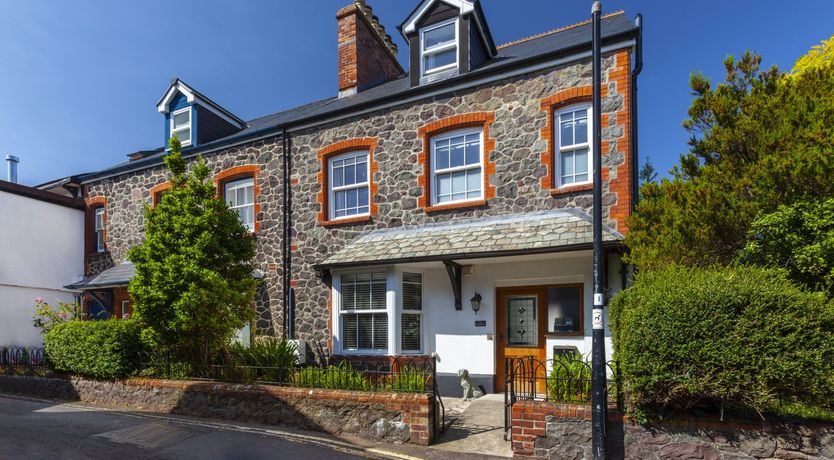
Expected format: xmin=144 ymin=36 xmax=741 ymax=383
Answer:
xmin=1 ymin=346 xmax=52 ymax=377
xmin=503 ymin=356 xmax=620 ymax=440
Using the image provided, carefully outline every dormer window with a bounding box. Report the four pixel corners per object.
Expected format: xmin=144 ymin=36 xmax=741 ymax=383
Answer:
xmin=421 ymin=18 xmax=458 ymax=76
xmin=170 ymin=107 xmax=192 ymax=146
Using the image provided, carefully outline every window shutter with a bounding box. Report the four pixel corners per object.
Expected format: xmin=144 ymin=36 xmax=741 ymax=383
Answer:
xmin=402 ymin=273 xmax=422 ymax=311
xmin=401 ymin=313 xmax=421 ymax=352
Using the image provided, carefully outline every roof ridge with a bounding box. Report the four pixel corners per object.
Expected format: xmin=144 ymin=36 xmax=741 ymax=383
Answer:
xmin=496 ymin=10 xmax=625 ymax=50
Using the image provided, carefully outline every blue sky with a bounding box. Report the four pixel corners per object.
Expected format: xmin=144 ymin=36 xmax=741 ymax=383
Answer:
xmin=1 ymin=1 xmax=832 ymax=186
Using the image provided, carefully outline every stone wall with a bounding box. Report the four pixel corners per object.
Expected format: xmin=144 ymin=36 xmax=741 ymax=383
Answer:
xmin=289 ymin=49 xmax=633 ymax=345
xmin=82 ymin=136 xmax=285 ymax=334
xmin=0 ymin=375 xmax=434 ymax=445
xmin=511 ymin=400 xmax=834 ymax=459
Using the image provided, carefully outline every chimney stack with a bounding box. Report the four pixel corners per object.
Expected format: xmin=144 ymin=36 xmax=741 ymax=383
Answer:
xmin=337 ymin=0 xmax=404 ymax=98
xmin=5 ymin=155 xmax=19 ymax=183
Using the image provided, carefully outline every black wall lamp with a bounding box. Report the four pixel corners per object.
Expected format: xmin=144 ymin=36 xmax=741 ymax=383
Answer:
xmin=470 ymin=292 xmax=482 ymax=314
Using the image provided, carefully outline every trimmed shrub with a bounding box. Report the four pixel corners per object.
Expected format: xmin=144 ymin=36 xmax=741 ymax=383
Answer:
xmin=610 ymin=265 xmax=834 ymax=413
xmin=44 ymin=319 xmax=143 ymax=379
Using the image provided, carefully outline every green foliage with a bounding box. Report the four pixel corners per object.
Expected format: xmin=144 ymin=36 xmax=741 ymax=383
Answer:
xmin=228 ymin=337 xmax=297 ymax=384
xmin=547 ymin=352 xmax=592 ymax=402
xmin=741 ymin=199 xmax=834 ymax=298
xmin=626 ymin=46 xmax=834 ymax=269
xmin=44 ymin=320 xmax=143 ymax=379
xmin=33 ymin=297 xmax=82 ymax=335
xmin=610 ymin=266 xmax=834 ymax=414
xmin=384 ymin=366 xmax=431 ymax=392
xmin=128 ymin=136 xmax=257 ymax=367
xmin=791 ymin=35 xmax=834 ymax=76
xmin=293 ymin=361 xmax=372 ymax=391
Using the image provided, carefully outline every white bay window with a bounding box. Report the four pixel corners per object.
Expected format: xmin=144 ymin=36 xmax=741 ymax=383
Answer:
xmin=334 ymin=269 xmax=425 ymax=355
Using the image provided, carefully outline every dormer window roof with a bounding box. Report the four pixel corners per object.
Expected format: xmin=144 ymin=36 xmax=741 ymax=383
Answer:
xmin=155 ymin=78 xmax=246 ymax=149
xmin=399 ymin=0 xmax=496 ymax=87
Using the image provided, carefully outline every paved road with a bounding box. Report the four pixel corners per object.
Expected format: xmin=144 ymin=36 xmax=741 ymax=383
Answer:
xmin=0 ymin=394 xmax=376 ymax=460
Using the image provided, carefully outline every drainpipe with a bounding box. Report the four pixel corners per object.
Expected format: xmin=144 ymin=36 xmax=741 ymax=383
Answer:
xmin=5 ymin=155 xmax=19 ymax=183
xmin=281 ymin=128 xmax=296 ymax=340
xmin=631 ymin=14 xmax=643 ymax=209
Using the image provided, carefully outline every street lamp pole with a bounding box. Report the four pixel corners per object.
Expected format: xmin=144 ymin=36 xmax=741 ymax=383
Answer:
xmin=590 ymin=1 xmax=608 ymax=458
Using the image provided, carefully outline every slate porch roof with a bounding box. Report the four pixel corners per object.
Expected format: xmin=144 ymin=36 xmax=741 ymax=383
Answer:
xmin=66 ymin=261 xmax=264 ymax=290
xmin=317 ymin=208 xmax=623 ymax=270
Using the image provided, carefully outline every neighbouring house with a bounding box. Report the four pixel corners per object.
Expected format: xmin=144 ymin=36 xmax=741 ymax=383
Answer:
xmin=41 ymin=0 xmax=642 ymax=395
xmin=0 ymin=173 xmax=85 ymax=347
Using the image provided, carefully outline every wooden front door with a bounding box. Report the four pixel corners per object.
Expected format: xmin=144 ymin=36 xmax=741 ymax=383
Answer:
xmin=495 ymin=286 xmax=547 ymax=392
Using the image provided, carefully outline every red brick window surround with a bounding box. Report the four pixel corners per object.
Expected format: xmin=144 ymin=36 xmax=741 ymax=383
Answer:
xmin=85 ymin=196 xmax=107 ymax=255
xmin=540 ymin=86 xmax=595 ymax=195
xmin=214 ymin=165 xmax=261 ymax=234
xmin=316 ymin=138 xmax=379 ymax=227
xmin=417 ymin=112 xmax=497 ymax=212
xmin=149 ymin=181 xmax=172 ymax=207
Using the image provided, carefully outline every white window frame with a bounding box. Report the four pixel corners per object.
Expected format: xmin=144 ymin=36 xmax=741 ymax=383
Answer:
xmin=420 ymin=17 xmax=459 ymax=77
xmin=430 ymin=127 xmax=484 ymax=206
xmin=555 ymin=104 xmax=593 ymax=188
xmin=94 ymin=207 xmax=105 ymax=253
xmin=121 ymin=300 xmax=130 ymax=317
xmin=328 ymin=150 xmax=370 ymax=221
xmin=170 ymin=107 xmax=192 ymax=147
xmin=333 ymin=269 xmax=392 ymax=355
xmin=400 ymin=272 xmax=424 ymax=354
xmin=224 ymin=177 xmax=256 ymax=232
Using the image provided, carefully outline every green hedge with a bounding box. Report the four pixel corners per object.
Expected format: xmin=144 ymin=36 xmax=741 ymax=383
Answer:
xmin=610 ymin=265 xmax=834 ymax=413
xmin=44 ymin=320 xmax=143 ymax=379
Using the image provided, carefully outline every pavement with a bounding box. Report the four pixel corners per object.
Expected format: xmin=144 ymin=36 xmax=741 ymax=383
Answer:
xmin=0 ymin=393 xmax=515 ymax=460
xmin=0 ymin=394 xmax=395 ymax=460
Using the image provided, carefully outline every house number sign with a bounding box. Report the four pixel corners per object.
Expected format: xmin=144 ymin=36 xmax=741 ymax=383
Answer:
xmin=475 ymin=320 xmax=486 ymax=327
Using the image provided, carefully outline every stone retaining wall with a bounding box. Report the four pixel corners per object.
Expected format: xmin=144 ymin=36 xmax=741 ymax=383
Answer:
xmin=0 ymin=375 xmax=434 ymax=445
xmin=511 ymin=400 xmax=834 ymax=459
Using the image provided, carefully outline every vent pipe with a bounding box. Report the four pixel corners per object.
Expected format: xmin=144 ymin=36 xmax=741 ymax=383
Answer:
xmin=5 ymin=155 xmax=19 ymax=183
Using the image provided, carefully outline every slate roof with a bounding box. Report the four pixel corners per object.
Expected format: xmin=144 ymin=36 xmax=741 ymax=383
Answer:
xmin=317 ymin=208 xmax=623 ymax=269
xmin=66 ymin=261 xmax=136 ymax=290
xmin=72 ymin=12 xmax=638 ymax=184
xmin=65 ymin=261 xmax=264 ymax=290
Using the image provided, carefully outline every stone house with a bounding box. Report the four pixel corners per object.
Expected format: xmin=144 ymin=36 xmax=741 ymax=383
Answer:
xmin=43 ymin=0 xmax=643 ymax=394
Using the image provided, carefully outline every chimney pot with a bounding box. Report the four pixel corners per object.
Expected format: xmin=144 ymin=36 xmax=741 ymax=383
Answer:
xmin=5 ymin=155 xmax=19 ymax=183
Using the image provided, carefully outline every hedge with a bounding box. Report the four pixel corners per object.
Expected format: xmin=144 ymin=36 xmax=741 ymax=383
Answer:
xmin=44 ymin=319 xmax=143 ymax=379
xmin=610 ymin=265 xmax=834 ymax=413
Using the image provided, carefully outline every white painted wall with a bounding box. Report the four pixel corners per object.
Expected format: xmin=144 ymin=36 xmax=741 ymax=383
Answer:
xmin=0 ymin=190 xmax=84 ymax=347
xmin=417 ymin=251 xmax=621 ymax=377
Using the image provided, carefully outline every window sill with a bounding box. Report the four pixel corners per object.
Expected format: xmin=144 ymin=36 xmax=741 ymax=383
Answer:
xmin=550 ymin=183 xmax=593 ymax=196
xmin=321 ymin=215 xmax=372 ymax=227
xmin=424 ymin=199 xmax=488 ymax=213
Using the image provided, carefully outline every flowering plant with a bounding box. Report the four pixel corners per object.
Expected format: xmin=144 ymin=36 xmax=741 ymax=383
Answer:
xmin=33 ymin=298 xmax=82 ymax=334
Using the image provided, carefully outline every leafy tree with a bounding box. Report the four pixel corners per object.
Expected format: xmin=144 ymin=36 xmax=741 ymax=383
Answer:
xmin=626 ymin=47 xmax=834 ymax=269
xmin=791 ymin=34 xmax=834 ymax=76
xmin=128 ymin=137 xmax=256 ymax=367
xmin=741 ymin=198 xmax=834 ymax=298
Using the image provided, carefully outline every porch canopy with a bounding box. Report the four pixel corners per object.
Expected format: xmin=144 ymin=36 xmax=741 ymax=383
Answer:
xmin=317 ymin=208 xmax=624 ymax=271
xmin=66 ymin=261 xmax=265 ymax=291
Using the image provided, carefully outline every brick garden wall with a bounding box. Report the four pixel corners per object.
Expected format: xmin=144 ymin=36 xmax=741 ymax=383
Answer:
xmin=511 ymin=400 xmax=834 ymax=459
xmin=0 ymin=374 xmax=434 ymax=445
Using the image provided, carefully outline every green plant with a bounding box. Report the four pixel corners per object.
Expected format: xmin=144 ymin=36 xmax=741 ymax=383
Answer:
xmin=228 ymin=337 xmax=297 ymax=384
xmin=128 ymin=136 xmax=257 ymax=368
xmin=384 ymin=366 xmax=431 ymax=393
xmin=547 ymin=352 xmax=592 ymax=402
xmin=626 ymin=42 xmax=834 ymax=270
xmin=610 ymin=265 xmax=834 ymax=415
xmin=33 ymin=298 xmax=82 ymax=335
xmin=293 ymin=361 xmax=371 ymax=391
xmin=44 ymin=319 xmax=143 ymax=379
xmin=741 ymin=198 xmax=834 ymax=298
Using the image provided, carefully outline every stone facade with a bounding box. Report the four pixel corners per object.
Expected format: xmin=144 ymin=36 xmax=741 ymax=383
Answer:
xmin=289 ymin=49 xmax=632 ymax=345
xmin=82 ymin=137 xmax=285 ymax=334
xmin=0 ymin=375 xmax=435 ymax=445
xmin=79 ymin=46 xmax=634 ymax=346
xmin=511 ymin=401 xmax=834 ymax=459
